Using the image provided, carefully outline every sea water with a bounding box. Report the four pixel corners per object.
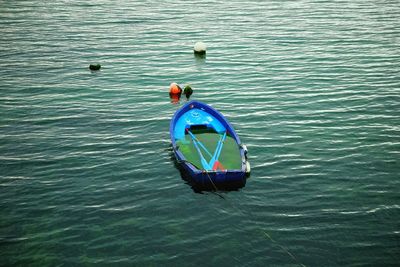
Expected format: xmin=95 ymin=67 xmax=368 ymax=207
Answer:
xmin=1 ymin=1 xmax=399 ymax=266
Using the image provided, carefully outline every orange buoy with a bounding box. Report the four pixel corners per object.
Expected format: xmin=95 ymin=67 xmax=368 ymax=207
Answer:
xmin=169 ymin=83 xmax=182 ymax=97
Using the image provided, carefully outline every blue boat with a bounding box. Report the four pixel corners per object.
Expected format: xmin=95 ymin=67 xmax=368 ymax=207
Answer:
xmin=170 ymin=100 xmax=250 ymax=190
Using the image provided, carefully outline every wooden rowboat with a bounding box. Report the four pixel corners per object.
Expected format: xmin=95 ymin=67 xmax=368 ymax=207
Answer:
xmin=170 ymin=100 xmax=250 ymax=190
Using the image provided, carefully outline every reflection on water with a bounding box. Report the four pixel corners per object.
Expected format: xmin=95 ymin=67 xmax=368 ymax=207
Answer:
xmin=195 ymin=53 xmax=206 ymax=66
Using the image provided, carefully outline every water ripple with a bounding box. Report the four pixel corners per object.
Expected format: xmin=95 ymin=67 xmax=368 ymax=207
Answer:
xmin=1 ymin=0 xmax=400 ymax=266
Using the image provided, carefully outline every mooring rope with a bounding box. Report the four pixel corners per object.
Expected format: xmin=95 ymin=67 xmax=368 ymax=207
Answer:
xmin=217 ymin=193 xmax=306 ymax=267
xmin=204 ymin=170 xmax=225 ymax=199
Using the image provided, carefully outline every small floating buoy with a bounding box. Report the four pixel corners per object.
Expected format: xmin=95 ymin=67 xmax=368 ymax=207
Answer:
xmin=169 ymin=82 xmax=182 ymax=97
xmin=183 ymin=84 xmax=193 ymax=99
xmin=89 ymin=64 xmax=101 ymax=71
xmin=194 ymin=42 xmax=206 ymax=56
xmin=169 ymin=83 xmax=182 ymax=104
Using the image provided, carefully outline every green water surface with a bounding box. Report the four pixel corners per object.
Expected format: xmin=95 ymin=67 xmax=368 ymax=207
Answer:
xmin=1 ymin=0 xmax=399 ymax=266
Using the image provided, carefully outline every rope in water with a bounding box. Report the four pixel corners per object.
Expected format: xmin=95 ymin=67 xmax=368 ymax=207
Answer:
xmin=215 ymin=193 xmax=306 ymax=267
xmin=262 ymin=231 xmax=306 ymax=267
xmin=204 ymin=170 xmax=225 ymax=199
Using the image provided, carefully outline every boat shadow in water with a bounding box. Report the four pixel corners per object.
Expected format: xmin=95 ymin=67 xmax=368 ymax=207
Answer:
xmin=168 ymin=146 xmax=246 ymax=193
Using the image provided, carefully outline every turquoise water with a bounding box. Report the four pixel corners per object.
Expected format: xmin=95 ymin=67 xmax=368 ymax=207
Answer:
xmin=1 ymin=1 xmax=399 ymax=266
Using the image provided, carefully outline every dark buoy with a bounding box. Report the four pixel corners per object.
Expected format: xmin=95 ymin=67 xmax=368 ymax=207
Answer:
xmin=183 ymin=84 xmax=193 ymax=99
xmin=193 ymin=42 xmax=206 ymax=56
xmin=89 ymin=64 xmax=101 ymax=71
